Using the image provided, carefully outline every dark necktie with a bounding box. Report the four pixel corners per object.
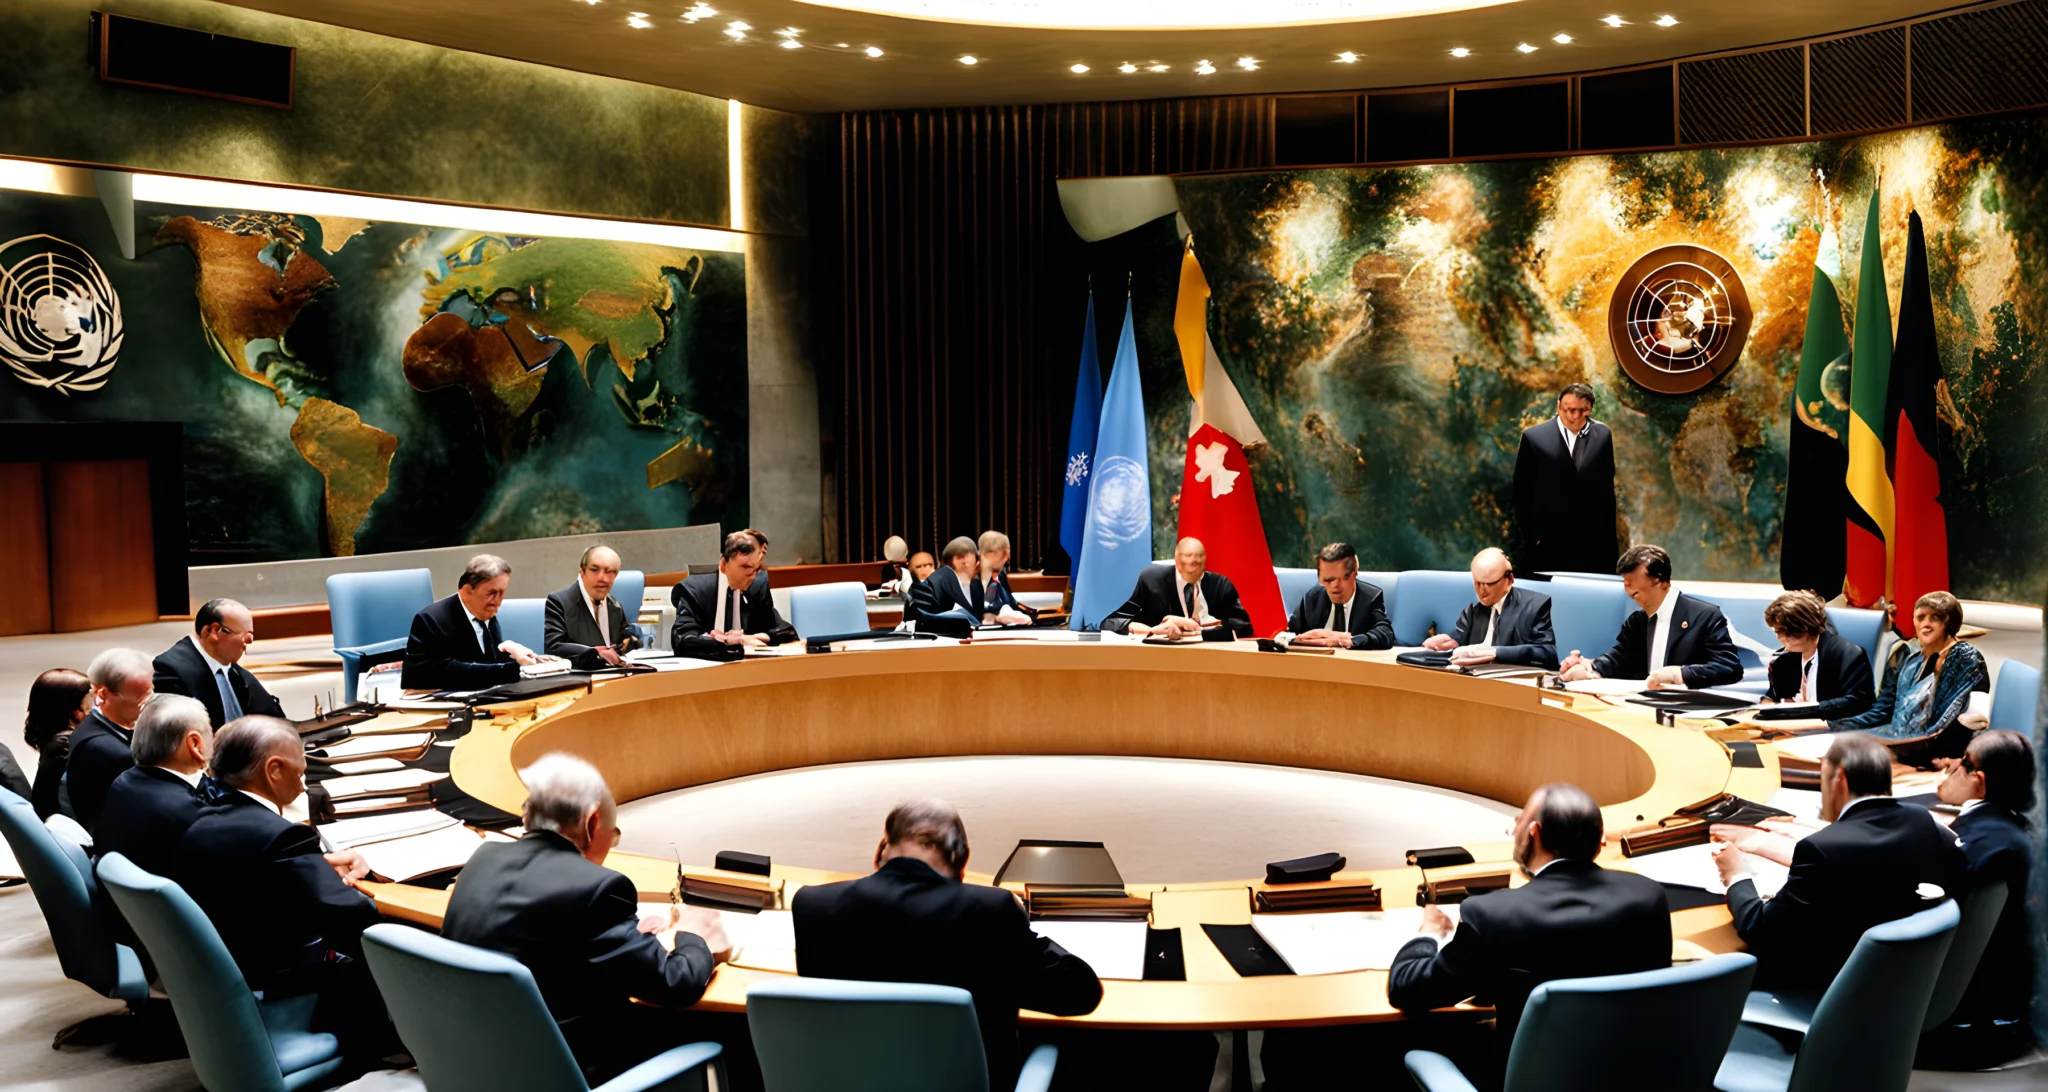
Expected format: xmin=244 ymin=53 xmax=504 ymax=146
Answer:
xmin=1334 ymin=602 xmax=1347 ymax=632
xmin=972 ymin=578 xmax=985 ymax=614
xmin=1183 ymin=583 xmax=1196 ymax=618
xmin=727 ymin=588 xmax=742 ymax=632
xmin=484 ymin=617 xmax=502 ymax=658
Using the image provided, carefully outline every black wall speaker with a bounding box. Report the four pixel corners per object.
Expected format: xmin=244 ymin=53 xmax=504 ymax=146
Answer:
xmin=1580 ymin=65 xmax=1673 ymax=151
xmin=1452 ymin=81 xmax=1569 ymax=158
xmin=92 ymin=12 xmax=294 ymax=109
xmin=1274 ymin=95 xmax=1359 ymax=166
xmin=1366 ymin=90 xmax=1450 ymax=163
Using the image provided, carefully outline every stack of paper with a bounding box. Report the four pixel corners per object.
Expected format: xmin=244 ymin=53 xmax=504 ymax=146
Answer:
xmin=319 ymin=809 xmax=460 ymax=850
xmin=354 ymin=824 xmax=510 ymax=882
xmin=716 ymin=908 xmax=798 ymax=971
xmin=1621 ymin=842 xmax=1790 ymax=897
xmin=315 ymin=732 xmax=434 ymax=761
xmin=1030 ymin=920 xmax=1149 ymax=980
xmin=320 ymin=768 xmax=447 ymax=801
xmin=1250 ymin=908 xmax=1458 ymax=975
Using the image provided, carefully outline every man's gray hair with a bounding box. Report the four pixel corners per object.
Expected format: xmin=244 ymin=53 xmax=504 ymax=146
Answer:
xmin=884 ymin=798 xmax=970 ymax=872
xmin=132 ymin=694 xmax=212 ymax=767
xmin=520 ymin=753 xmax=615 ymax=834
xmin=209 ymin=716 xmax=299 ymax=787
xmin=87 ymin=647 xmax=152 ymax=691
xmin=460 ymin=554 xmax=513 ymax=589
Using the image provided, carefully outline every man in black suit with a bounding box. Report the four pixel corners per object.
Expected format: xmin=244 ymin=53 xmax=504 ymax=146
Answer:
xmin=545 ymin=545 xmax=635 ymax=670
xmin=65 ymin=647 xmax=156 ymax=833
xmin=93 ymin=694 xmax=212 ymax=879
xmin=1559 ymin=544 xmax=1743 ymax=689
xmin=794 ymin=800 xmax=1102 ymax=1087
xmin=172 ymin=716 xmax=388 ymax=1061
xmin=976 ymin=531 xmax=1038 ymax=624
xmin=1284 ymin=541 xmax=1393 ymax=649
xmin=671 ymin=530 xmax=798 ymax=659
xmin=1714 ymin=733 xmax=1965 ymax=992
xmin=1512 ymin=383 xmax=1619 ymax=576
xmin=1760 ymin=590 xmax=1874 ymax=720
xmin=913 ymin=537 xmax=988 ymax=622
xmin=1934 ymin=729 xmax=2034 ymax=1025
xmin=402 ymin=554 xmax=546 ymax=690
xmin=152 ymin=598 xmax=286 ymax=729
xmin=443 ymin=753 xmax=732 ymax=1083
xmin=1419 ymin=548 xmax=1559 ymax=668
xmin=1388 ymin=783 xmax=1671 ymax=1046
xmin=1101 ymin=537 xmax=1254 ymax=638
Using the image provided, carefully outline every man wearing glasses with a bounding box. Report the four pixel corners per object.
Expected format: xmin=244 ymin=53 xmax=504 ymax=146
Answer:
xmin=152 ymin=597 xmax=286 ymax=728
xmin=1421 ymin=548 xmax=1559 ymax=668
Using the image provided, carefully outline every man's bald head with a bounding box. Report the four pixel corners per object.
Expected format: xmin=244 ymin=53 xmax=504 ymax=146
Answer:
xmin=1470 ymin=547 xmax=1515 ymax=608
xmin=1174 ymin=538 xmax=1208 ymax=583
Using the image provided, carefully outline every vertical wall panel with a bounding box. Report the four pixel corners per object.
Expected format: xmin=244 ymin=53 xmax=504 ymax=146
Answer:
xmin=46 ymin=459 xmax=157 ymax=632
xmin=0 ymin=463 xmax=52 ymax=637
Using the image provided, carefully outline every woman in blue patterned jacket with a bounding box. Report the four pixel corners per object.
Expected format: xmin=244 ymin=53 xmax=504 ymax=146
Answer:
xmin=1828 ymin=590 xmax=1990 ymax=767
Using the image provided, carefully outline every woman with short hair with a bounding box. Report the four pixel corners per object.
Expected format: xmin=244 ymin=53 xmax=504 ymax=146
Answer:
xmin=1829 ymin=590 xmax=1988 ymax=766
xmin=1760 ymin=590 xmax=1874 ymax=720
xmin=21 ymin=668 xmax=93 ymax=820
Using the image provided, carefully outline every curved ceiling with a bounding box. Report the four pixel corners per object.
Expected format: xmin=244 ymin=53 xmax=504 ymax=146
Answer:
xmin=219 ymin=0 xmax=1950 ymax=113
xmin=785 ymin=0 xmax=1514 ymax=32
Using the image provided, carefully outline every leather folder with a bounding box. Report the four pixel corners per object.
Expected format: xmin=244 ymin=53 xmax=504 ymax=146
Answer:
xmin=1265 ymin=852 xmax=1345 ymax=885
xmin=680 ymin=869 xmax=780 ymax=912
xmin=1619 ymin=793 xmax=1794 ymax=857
xmin=1418 ymin=871 xmax=1511 ymax=905
xmin=1023 ymin=886 xmax=1152 ymax=922
xmin=1254 ymin=880 xmax=1383 ymax=913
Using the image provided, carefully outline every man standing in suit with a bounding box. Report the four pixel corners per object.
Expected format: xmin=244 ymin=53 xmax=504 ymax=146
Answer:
xmin=65 ymin=647 xmax=156 ymax=833
xmin=94 ymin=694 xmax=212 ymax=879
xmin=545 ymin=545 xmax=633 ymax=670
xmin=793 ymin=800 xmax=1102 ymax=1088
xmin=1284 ymin=542 xmax=1394 ymax=649
xmin=1512 ymin=383 xmax=1619 ymax=576
xmin=402 ymin=554 xmax=545 ymax=691
xmin=1760 ymin=590 xmax=1874 ymax=720
xmin=1102 ymin=537 xmax=1254 ymax=638
xmin=1714 ymin=733 xmax=1965 ymax=991
xmin=1388 ymin=783 xmax=1670 ymax=1045
xmin=671 ymin=531 xmax=798 ymax=659
xmin=1558 ymin=544 xmax=1743 ymax=689
xmin=1420 ymin=548 xmax=1558 ymax=668
xmin=152 ymin=598 xmax=285 ymax=728
xmin=444 ymin=753 xmax=732 ymax=1084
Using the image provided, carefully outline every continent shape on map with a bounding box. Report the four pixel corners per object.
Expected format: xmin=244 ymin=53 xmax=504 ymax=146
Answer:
xmin=156 ymin=216 xmax=335 ymax=406
xmin=291 ymin=397 xmax=398 ymax=557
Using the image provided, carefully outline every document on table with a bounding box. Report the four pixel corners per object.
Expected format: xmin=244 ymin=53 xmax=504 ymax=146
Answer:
xmin=1622 ymin=842 xmax=1790 ymax=897
xmin=356 ymin=823 xmax=507 ymax=882
xmin=318 ymin=809 xmax=462 ymax=850
xmin=717 ymin=909 xmax=798 ymax=972
xmin=1562 ymin=678 xmax=1647 ymax=696
xmin=327 ymin=757 xmax=408 ymax=776
xmin=319 ymin=768 xmax=447 ymax=800
xmin=1773 ymin=733 xmax=1840 ymax=762
xmin=317 ymin=731 xmax=434 ymax=759
xmin=1249 ymin=909 xmax=1456 ymax=976
xmin=1030 ymin=920 xmax=1150 ymax=980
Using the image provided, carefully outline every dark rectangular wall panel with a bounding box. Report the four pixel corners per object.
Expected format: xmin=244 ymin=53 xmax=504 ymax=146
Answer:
xmin=46 ymin=460 xmax=157 ymax=632
xmin=1366 ymin=90 xmax=1450 ymax=163
xmin=1679 ymin=46 xmax=1805 ymax=144
xmin=1050 ymin=98 xmax=1273 ymax=178
xmin=1810 ymin=28 xmax=1907 ymax=135
xmin=1580 ymin=66 xmax=1675 ymax=150
xmin=1912 ymin=0 xmax=2048 ymax=122
xmin=1452 ymin=81 xmax=1569 ymax=158
xmin=96 ymin=12 xmax=295 ymax=109
xmin=0 ymin=463 xmax=52 ymax=637
xmin=1275 ymin=95 xmax=1360 ymax=166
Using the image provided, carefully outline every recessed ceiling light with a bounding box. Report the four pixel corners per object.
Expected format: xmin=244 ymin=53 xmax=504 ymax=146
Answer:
xmin=1148 ymin=63 xmax=1169 ymax=72
xmin=724 ymin=21 xmax=747 ymax=38
xmin=1119 ymin=62 xmax=1138 ymax=72
xmin=1515 ymin=41 xmax=1537 ymax=52
xmin=1654 ymin=13 xmax=1678 ymax=25
xmin=780 ymin=38 xmax=803 ymax=48
xmin=681 ymin=2 xmax=715 ymax=20
xmin=959 ymin=54 xmax=979 ymax=64
xmin=1335 ymin=51 xmax=1359 ymax=63
xmin=577 ymin=0 xmax=600 ymax=5
xmin=1449 ymin=46 xmax=1471 ymax=57
xmin=626 ymin=11 xmax=653 ymax=27
xmin=1195 ymin=59 xmax=1216 ymax=74
xmin=1236 ymin=56 xmax=1258 ymax=70
xmin=1552 ymin=32 xmax=1572 ymax=44
xmin=1070 ymin=62 xmax=1090 ymax=73
xmin=865 ymin=45 xmax=884 ymax=56
xmin=727 ymin=20 xmax=750 ymax=30
xmin=1601 ymin=14 xmax=1627 ymax=26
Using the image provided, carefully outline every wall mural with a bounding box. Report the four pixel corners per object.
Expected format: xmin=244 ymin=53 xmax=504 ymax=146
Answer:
xmin=0 ymin=189 xmax=748 ymax=563
xmin=1073 ymin=114 xmax=2048 ymax=604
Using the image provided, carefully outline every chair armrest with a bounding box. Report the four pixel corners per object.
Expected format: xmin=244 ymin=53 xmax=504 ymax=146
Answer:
xmin=1403 ymin=1050 xmax=1479 ymax=1092
xmin=1014 ymin=1043 xmax=1058 ymax=1092
xmin=334 ymin=637 xmax=408 ymax=663
xmin=595 ymin=1041 xmax=723 ymax=1092
xmin=1740 ymin=987 xmax=1817 ymax=1037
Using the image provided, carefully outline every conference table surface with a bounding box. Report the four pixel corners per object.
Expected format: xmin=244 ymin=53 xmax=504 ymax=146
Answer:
xmin=360 ymin=636 xmax=1786 ymax=1030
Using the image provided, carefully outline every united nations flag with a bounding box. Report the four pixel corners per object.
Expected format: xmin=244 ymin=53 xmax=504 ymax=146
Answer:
xmin=1070 ymin=299 xmax=1151 ymax=630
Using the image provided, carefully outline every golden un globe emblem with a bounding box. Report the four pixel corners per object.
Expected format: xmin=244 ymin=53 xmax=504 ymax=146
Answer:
xmin=0 ymin=234 xmax=125 ymax=396
xmin=1606 ymin=244 xmax=1751 ymax=395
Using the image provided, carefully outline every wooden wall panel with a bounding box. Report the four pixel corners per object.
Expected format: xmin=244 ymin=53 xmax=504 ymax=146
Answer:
xmin=0 ymin=463 xmax=52 ymax=637
xmin=46 ymin=460 xmax=158 ymax=632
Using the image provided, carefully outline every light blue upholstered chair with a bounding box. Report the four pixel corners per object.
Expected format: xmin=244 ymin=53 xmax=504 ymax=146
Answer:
xmin=1404 ymin=953 xmax=1756 ymax=1092
xmin=328 ymin=568 xmax=434 ymax=702
xmin=0 ymin=787 xmax=148 ymax=1031
xmin=790 ymin=582 xmax=874 ymax=638
xmin=613 ymin=569 xmax=650 ymax=645
xmin=359 ymin=924 xmax=722 ymax=1092
xmin=1273 ymin=568 xmax=1319 ymax=615
xmin=1683 ymin=592 xmax=1775 ymax=693
xmin=1361 ymin=570 xmax=1401 ymax=619
xmin=1990 ymin=659 xmax=2039 ymax=733
xmin=1822 ymin=606 xmax=1887 ymax=677
xmin=1714 ymin=899 xmax=1959 ymax=1092
xmin=1388 ymin=570 xmax=1475 ymax=647
xmin=746 ymin=977 xmax=1058 ymax=1092
xmin=97 ymin=853 xmax=344 ymax=1092
xmin=496 ymin=598 xmax=547 ymax=654
xmin=1542 ymin=578 xmax=1632 ymax=665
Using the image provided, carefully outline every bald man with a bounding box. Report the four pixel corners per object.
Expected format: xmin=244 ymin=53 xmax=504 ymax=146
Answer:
xmin=546 ymin=545 xmax=633 ymax=670
xmin=152 ymin=597 xmax=285 ymax=728
xmin=1101 ymin=538 xmax=1253 ymax=638
xmin=1420 ymin=548 xmax=1559 ymax=669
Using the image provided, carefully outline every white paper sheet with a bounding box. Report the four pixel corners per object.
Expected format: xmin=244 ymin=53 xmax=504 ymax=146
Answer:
xmin=328 ymin=758 xmax=407 ymax=776
xmin=318 ymin=809 xmax=461 ymax=850
xmin=1250 ymin=909 xmax=1456 ymax=976
xmin=1773 ymin=733 xmax=1841 ymax=762
xmin=1562 ymin=678 xmax=1647 ymax=696
xmin=317 ymin=732 xmax=434 ymax=759
xmin=356 ymin=823 xmax=491 ymax=881
xmin=1030 ymin=920 xmax=1150 ymax=980
xmin=319 ymin=768 xmax=447 ymax=800
xmin=1620 ymin=842 xmax=1789 ymax=897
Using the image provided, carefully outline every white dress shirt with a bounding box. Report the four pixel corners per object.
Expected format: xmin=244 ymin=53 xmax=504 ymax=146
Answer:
xmin=464 ymin=606 xmax=492 ymax=656
xmin=581 ymin=583 xmax=612 ymax=645
xmin=1798 ymin=651 xmax=1818 ymax=702
xmin=190 ymin=636 xmax=245 ymax=720
xmin=159 ymin=766 xmax=204 ymax=788
xmin=1174 ymin=573 xmax=1214 ymax=624
xmin=1325 ymin=593 xmax=1356 ymax=633
xmin=1558 ymin=416 xmax=1587 ymax=457
xmin=1648 ymin=600 xmax=1674 ymax=671
xmin=1479 ymin=601 xmax=1502 ymax=647
xmin=237 ymin=788 xmax=285 ymax=816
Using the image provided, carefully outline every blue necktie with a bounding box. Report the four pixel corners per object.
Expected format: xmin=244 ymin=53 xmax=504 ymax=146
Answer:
xmin=215 ymin=667 xmax=244 ymax=722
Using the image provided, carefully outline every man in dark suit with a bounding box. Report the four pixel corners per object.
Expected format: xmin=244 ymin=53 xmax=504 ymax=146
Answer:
xmin=1388 ymin=783 xmax=1671 ymax=1047
xmin=1934 ymin=729 xmax=2034 ymax=1025
xmin=444 ymin=753 xmax=731 ymax=1083
xmin=545 ymin=545 xmax=635 ymax=670
xmin=1101 ymin=537 xmax=1254 ymax=638
xmin=913 ymin=537 xmax=988 ymax=622
xmin=1512 ymin=383 xmax=1618 ymax=576
xmin=1284 ymin=542 xmax=1393 ymax=649
xmin=671 ymin=530 xmax=798 ymax=659
xmin=976 ymin=530 xmax=1038 ymax=624
xmin=65 ymin=647 xmax=156 ymax=833
xmin=402 ymin=554 xmax=545 ymax=691
xmin=1559 ymin=543 xmax=1743 ymax=689
xmin=173 ymin=716 xmax=389 ymax=1061
xmin=1419 ymin=548 xmax=1559 ymax=668
xmin=1760 ymin=590 xmax=1875 ymax=720
xmin=93 ymin=694 xmax=212 ymax=879
xmin=794 ymin=800 xmax=1102 ymax=1088
xmin=1714 ymin=733 xmax=1965 ymax=992
xmin=152 ymin=598 xmax=286 ymax=728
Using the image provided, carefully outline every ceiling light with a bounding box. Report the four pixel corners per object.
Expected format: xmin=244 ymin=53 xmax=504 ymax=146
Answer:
xmin=780 ymin=38 xmax=803 ymax=47
xmin=626 ymin=11 xmax=653 ymax=27
xmin=1516 ymin=41 xmax=1537 ymax=52
xmin=1148 ymin=63 xmax=1169 ymax=72
xmin=1601 ymin=14 xmax=1627 ymax=26
xmin=1119 ymin=62 xmax=1137 ymax=72
xmin=681 ymin=2 xmax=716 ymax=20
xmin=777 ymin=26 xmax=801 ymax=35
xmin=577 ymin=0 xmax=600 ymax=5
xmin=1552 ymin=32 xmax=1572 ymax=44
xmin=727 ymin=20 xmax=750 ymax=30
xmin=1236 ymin=56 xmax=1258 ymax=70
xmin=1654 ymin=13 xmax=1678 ymax=25
xmin=1195 ymin=59 xmax=1216 ymax=74
xmin=776 ymin=0 xmax=1509 ymax=31
xmin=724 ymin=22 xmax=747 ymax=38
xmin=959 ymin=54 xmax=978 ymax=64
xmin=1335 ymin=51 xmax=1358 ymax=63
xmin=1070 ymin=62 xmax=1089 ymax=73
xmin=1449 ymin=46 xmax=1470 ymax=57
xmin=865 ymin=45 xmax=884 ymax=56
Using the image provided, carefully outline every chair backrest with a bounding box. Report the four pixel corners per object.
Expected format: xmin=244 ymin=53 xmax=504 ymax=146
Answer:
xmin=1922 ymin=881 xmax=2012 ymax=1031
xmin=359 ymin=923 xmax=592 ymax=1092
xmin=96 ymin=853 xmax=291 ymax=1092
xmin=1503 ymin=953 xmax=1757 ymax=1092
xmin=790 ymin=582 xmax=874 ymax=638
xmin=1360 ymin=571 xmax=1401 ymax=618
xmin=1788 ymin=899 xmax=1960 ymax=1092
xmin=747 ymin=977 xmax=992 ymax=1092
xmin=1824 ymin=606 xmax=1888 ymax=676
xmin=0 ymin=787 xmax=124 ymax=996
xmin=1273 ymin=568 xmax=1319 ymax=614
xmin=326 ymin=568 xmax=435 ymax=650
xmin=1683 ymin=592 xmax=1778 ymax=673
xmin=1990 ymin=659 xmax=2040 ymax=734
xmin=614 ymin=569 xmax=648 ymax=640
xmin=1543 ymin=578 xmax=1632 ymax=662
xmin=1388 ymin=570 xmax=1475 ymax=646
xmin=496 ymin=598 xmax=547 ymax=653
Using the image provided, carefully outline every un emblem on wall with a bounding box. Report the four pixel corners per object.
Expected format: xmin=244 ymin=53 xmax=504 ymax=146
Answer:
xmin=0 ymin=234 xmax=125 ymax=396
xmin=1607 ymin=245 xmax=1750 ymax=395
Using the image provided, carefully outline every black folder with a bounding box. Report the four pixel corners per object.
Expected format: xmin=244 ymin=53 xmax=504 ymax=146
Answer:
xmin=1200 ymin=924 xmax=1294 ymax=977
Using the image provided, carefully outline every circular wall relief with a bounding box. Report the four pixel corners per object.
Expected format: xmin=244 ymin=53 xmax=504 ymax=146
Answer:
xmin=1606 ymin=244 xmax=1751 ymax=395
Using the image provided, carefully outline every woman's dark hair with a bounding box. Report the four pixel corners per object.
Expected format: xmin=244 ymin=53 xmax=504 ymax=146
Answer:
xmin=1965 ymin=729 xmax=2037 ymax=820
xmin=24 ymin=668 xmax=90 ymax=750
